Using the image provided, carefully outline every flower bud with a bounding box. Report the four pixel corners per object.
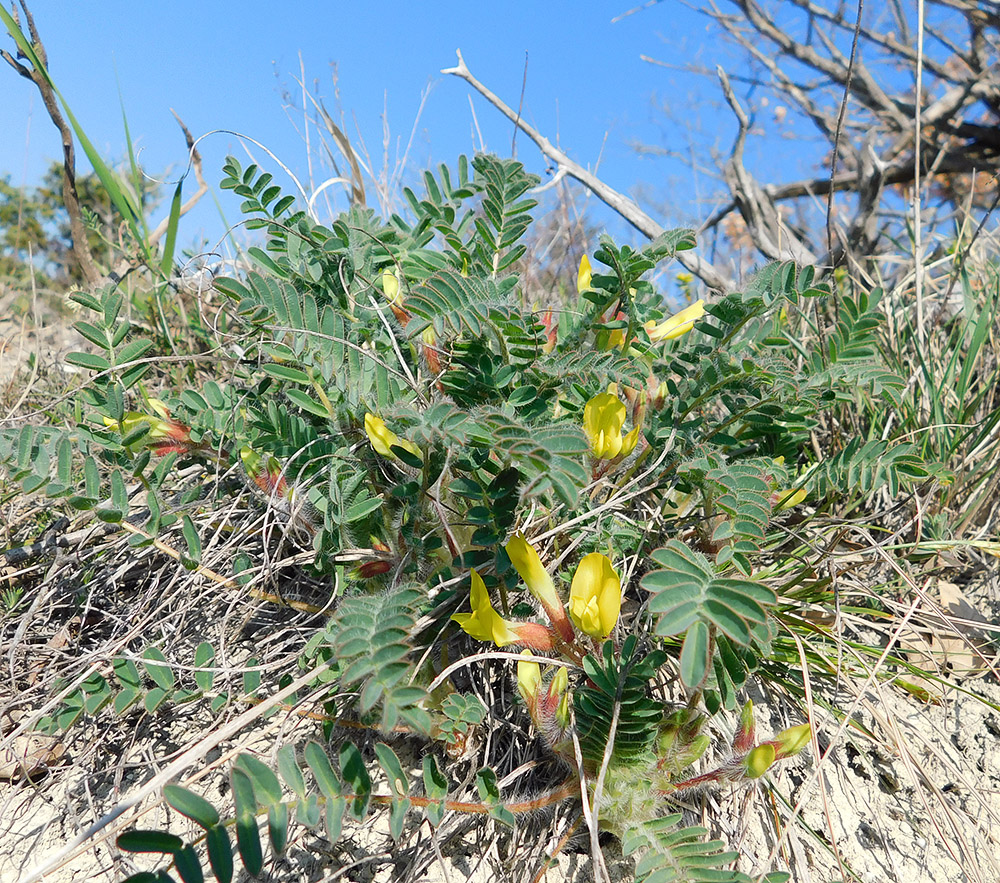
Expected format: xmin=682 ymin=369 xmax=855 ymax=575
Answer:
xmin=744 ymin=743 xmax=776 ymax=779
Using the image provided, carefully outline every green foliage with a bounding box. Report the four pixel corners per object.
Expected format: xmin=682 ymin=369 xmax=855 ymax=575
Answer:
xmin=641 ymin=542 xmax=776 ymax=691
xmin=117 ymin=744 xmax=517 ymax=882
xmin=35 ymin=640 xmax=235 ymax=734
xmin=622 ymin=814 xmax=790 ymax=883
xmin=576 ymin=636 xmax=667 ymax=768
xmin=0 ymin=148 xmax=932 ymax=880
xmin=316 ymin=588 xmax=431 ymax=732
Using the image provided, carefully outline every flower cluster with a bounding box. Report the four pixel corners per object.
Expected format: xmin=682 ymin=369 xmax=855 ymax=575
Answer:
xmin=451 ymin=533 xmax=622 ymax=650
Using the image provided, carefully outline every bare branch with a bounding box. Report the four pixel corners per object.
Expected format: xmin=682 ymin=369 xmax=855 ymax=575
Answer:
xmin=718 ymin=66 xmax=817 ymax=264
xmin=442 ymin=50 xmax=734 ymax=291
xmin=2 ymin=0 xmax=100 ymax=286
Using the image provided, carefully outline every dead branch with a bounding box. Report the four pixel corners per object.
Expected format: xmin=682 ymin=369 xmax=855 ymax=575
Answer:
xmin=2 ymin=2 xmax=210 ymax=290
xmin=690 ymin=0 xmax=1000 ymax=274
xmin=442 ymin=50 xmax=734 ymax=291
xmin=1 ymin=0 xmax=99 ymax=286
xmin=718 ymin=66 xmax=817 ymax=264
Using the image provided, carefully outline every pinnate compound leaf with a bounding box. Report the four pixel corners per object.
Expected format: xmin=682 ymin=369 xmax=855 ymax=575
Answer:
xmin=641 ymin=541 xmax=776 ymax=660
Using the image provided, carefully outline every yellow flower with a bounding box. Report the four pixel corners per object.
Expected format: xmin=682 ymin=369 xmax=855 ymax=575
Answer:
xmin=577 ymin=255 xmax=592 ymax=293
xmin=506 ymin=534 xmax=559 ymax=611
xmin=568 ymin=552 xmax=621 ymax=638
xmin=583 ymin=385 xmax=641 ymax=460
xmin=382 ymin=271 xmax=401 ymax=305
xmin=364 ymin=413 xmax=421 ymax=461
xmin=771 ymin=456 xmax=806 ymax=510
xmin=774 ymin=487 xmax=807 ymax=510
xmin=506 ymin=533 xmax=574 ymax=642
xmin=644 ymin=299 xmax=706 ymax=342
xmin=103 ymin=399 xmax=191 ymax=445
xmin=451 ymin=570 xmax=520 ymax=646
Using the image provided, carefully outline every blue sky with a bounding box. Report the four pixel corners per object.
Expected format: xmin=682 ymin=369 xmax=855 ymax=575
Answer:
xmin=1 ymin=1 xmax=772 ymax=260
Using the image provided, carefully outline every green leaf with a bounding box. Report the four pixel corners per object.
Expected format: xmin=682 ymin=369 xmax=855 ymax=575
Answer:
xmin=276 ymin=744 xmax=306 ymax=798
xmin=296 ymin=793 xmax=322 ymax=828
xmin=242 ymin=660 xmax=262 ymax=698
xmin=181 ymin=515 xmax=201 ymax=563
xmin=267 ymin=802 xmax=289 ymax=855
xmin=325 ymin=795 xmax=346 ymax=844
xmin=118 ymin=338 xmax=155 ymax=366
xmin=75 ymin=320 xmax=111 ymax=350
xmin=339 ymin=742 xmax=371 ymax=821
xmin=475 ymin=767 xmax=515 ymax=828
xmin=142 ymin=647 xmax=175 ymax=691
xmin=284 ymin=388 xmax=330 ymax=418
xmin=374 ymin=743 xmax=408 ymax=797
xmin=343 ymin=492 xmax=382 ymax=523
xmin=234 ymin=753 xmax=283 ymax=806
xmin=231 ymin=769 xmax=263 ymax=876
xmin=261 ymin=363 xmax=311 ymax=384
xmin=160 ymin=180 xmax=184 ymax=276
xmin=304 ymin=741 xmax=341 ymax=798
xmin=388 ymin=797 xmax=410 ymax=842
xmin=679 ymin=621 xmax=711 ymax=689
xmin=113 ymin=656 xmax=142 ymax=689
xmin=144 ymin=687 xmax=170 ymax=713
xmin=116 ymin=830 xmax=184 ymax=853
xmin=194 ymin=642 xmax=215 ymax=692
xmin=114 ymin=687 xmax=141 ymax=716
xmin=65 ymin=351 xmax=111 ymax=371
xmin=173 ymin=844 xmax=204 ymax=883
xmin=164 ymin=785 xmax=220 ymax=829
xmin=205 ymin=825 xmax=233 ymax=883
xmin=422 ymin=755 xmax=448 ymax=829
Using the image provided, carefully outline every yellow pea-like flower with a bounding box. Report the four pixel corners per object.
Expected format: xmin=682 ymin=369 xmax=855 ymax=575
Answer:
xmin=568 ymin=552 xmax=622 ymax=639
xmin=451 ymin=570 xmax=520 ymax=647
xmin=583 ymin=385 xmax=641 ymax=460
xmin=516 ymin=651 xmax=541 ymax=708
xmin=744 ymin=743 xmax=776 ymax=779
xmin=644 ymin=299 xmax=706 ymax=342
xmin=577 ymin=254 xmax=592 ymax=293
xmin=364 ymin=413 xmax=421 ymax=461
xmin=505 ymin=533 xmax=574 ymax=643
